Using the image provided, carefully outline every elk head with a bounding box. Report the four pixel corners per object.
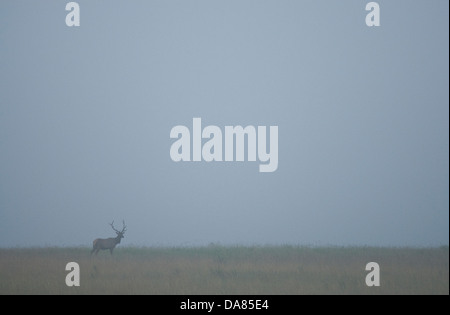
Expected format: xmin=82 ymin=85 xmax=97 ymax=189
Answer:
xmin=110 ymin=220 xmax=127 ymax=242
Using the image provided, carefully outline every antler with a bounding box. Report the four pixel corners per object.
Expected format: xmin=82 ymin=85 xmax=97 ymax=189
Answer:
xmin=110 ymin=221 xmax=120 ymax=233
xmin=121 ymin=220 xmax=127 ymax=234
xmin=110 ymin=220 xmax=127 ymax=234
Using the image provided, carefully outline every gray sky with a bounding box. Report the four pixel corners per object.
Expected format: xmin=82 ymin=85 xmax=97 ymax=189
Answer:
xmin=0 ymin=1 xmax=448 ymax=247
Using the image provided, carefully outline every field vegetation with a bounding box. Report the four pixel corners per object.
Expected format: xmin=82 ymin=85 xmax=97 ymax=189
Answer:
xmin=0 ymin=246 xmax=448 ymax=295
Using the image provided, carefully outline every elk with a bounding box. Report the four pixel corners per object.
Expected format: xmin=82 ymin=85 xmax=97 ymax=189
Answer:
xmin=91 ymin=220 xmax=127 ymax=256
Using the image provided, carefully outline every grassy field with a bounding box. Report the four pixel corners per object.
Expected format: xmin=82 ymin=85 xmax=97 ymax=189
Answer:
xmin=0 ymin=246 xmax=448 ymax=295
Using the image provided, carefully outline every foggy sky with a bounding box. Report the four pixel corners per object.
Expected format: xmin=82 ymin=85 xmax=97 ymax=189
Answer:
xmin=0 ymin=1 xmax=448 ymax=247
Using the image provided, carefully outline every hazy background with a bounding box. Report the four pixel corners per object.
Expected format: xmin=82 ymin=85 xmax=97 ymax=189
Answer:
xmin=0 ymin=1 xmax=448 ymax=247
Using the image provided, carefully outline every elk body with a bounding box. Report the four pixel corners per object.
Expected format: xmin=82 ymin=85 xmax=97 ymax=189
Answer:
xmin=91 ymin=221 xmax=127 ymax=256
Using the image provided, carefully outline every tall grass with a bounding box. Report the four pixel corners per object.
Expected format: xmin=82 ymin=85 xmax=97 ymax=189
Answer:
xmin=0 ymin=246 xmax=448 ymax=294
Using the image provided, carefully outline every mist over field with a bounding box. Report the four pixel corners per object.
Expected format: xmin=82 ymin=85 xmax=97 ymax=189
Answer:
xmin=0 ymin=1 xmax=448 ymax=249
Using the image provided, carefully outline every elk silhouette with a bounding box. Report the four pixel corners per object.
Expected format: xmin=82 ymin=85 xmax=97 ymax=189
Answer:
xmin=91 ymin=220 xmax=127 ymax=256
